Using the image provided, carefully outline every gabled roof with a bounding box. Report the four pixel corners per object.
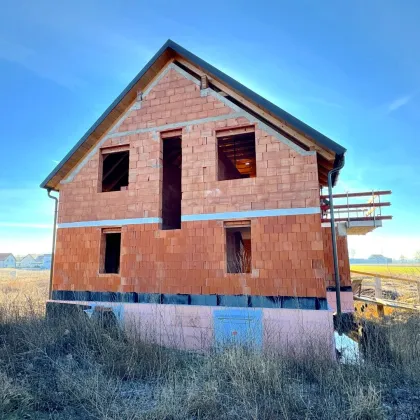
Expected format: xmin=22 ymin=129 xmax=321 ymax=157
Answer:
xmin=41 ymin=39 xmax=346 ymax=191
xmin=0 ymin=253 xmax=14 ymax=261
xmin=21 ymin=254 xmax=37 ymax=261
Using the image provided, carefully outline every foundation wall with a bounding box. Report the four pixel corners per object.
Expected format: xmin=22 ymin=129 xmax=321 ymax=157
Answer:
xmin=326 ymin=291 xmax=354 ymax=313
xmin=47 ymin=300 xmax=335 ymax=355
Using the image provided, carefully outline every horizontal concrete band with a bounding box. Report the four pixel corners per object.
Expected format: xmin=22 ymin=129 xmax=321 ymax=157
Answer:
xmin=181 ymin=207 xmax=320 ymax=222
xmin=58 ymin=217 xmax=162 ymax=229
xmin=57 ymin=207 xmax=320 ymax=229
xmin=51 ymin=290 xmax=329 ymax=310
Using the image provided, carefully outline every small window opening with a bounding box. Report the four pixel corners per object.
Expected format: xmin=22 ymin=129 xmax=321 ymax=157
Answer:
xmin=162 ymin=135 xmax=182 ymax=229
xmin=225 ymin=225 xmax=252 ymax=273
xmin=101 ymin=150 xmax=129 ymax=192
xmin=217 ymin=130 xmax=256 ymax=181
xmin=102 ymin=231 xmax=121 ymax=274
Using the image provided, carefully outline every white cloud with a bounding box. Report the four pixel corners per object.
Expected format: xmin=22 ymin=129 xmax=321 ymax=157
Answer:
xmin=0 ymin=235 xmax=52 ymax=255
xmin=387 ymin=93 xmax=415 ymax=113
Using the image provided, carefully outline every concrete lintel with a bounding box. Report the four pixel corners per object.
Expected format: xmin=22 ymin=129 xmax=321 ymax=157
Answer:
xmin=181 ymin=207 xmax=320 ymax=222
xmin=58 ymin=217 xmax=162 ymax=229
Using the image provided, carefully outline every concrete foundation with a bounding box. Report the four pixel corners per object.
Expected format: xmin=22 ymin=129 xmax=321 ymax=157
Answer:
xmin=326 ymin=291 xmax=354 ymax=313
xmin=47 ymin=300 xmax=335 ymax=356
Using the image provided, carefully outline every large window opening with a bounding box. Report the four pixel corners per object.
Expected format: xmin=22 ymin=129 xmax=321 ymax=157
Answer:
xmin=101 ymin=148 xmax=129 ymax=192
xmin=225 ymin=223 xmax=252 ymax=273
xmin=162 ymin=133 xmax=182 ymax=230
xmin=101 ymin=230 xmax=121 ymax=274
xmin=217 ymin=128 xmax=256 ymax=181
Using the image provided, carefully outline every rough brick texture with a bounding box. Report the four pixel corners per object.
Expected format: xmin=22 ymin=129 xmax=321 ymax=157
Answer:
xmin=53 ymin=64 xmax=330 ymax=299
xmin=54 ymin=214 xmax=326 ymax=297
xmin=58 ymin=68 xmax=319 ymax=224
xmin=322 ymin=226 xmax=351 ymax=288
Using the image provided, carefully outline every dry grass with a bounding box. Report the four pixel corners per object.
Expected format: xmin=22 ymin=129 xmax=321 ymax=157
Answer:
xmin=0 ymin=269 xmax=420 ymax=419
xmin=351 ymin=265 xmax=420 ymax=318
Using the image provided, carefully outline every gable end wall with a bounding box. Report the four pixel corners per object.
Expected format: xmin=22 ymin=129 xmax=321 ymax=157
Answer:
xmin=53 ymin=63 xmax=329 ymax=299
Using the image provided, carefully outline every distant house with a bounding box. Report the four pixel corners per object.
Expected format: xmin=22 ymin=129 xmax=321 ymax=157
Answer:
xmin=34 ymin=254 xmax=52 ymax=269
xmin=42 ymin=254 xmax=52 ymax=269
xmin=350 ymin=254 xmax=392 ymax=265
xmin=18 ymin=254 xmax=40 ymax=269
xmin=0 ymin=253 xmax=16 ymax=268
xmin=15 ymin=254 xmax=51 ymax=269
xmin=368 ymin=254 xmax=392 ymax=264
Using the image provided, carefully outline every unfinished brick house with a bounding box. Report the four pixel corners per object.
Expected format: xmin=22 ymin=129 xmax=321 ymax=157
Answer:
xmin=41 ymin=40 xmax=390 ymax=351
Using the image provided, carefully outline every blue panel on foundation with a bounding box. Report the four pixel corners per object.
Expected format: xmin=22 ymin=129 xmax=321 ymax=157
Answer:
xmin=218 ymin=295 xmax=249 ymax=308
xmin=50 ymin=290 xmax=329 ymax=310
xmin=318 ymin=298 xmax=328 ymax=310
xmin=51 ymin=290 xmax=62 ymax=300
xmin=214 ymin=308 xmax=263 ymax=348
xmin=162 ymin=294 xmax=189 ymax=305
xmin=90 ymin=292 xmax=116 ymax=302
xmin=89 ymin=292 xmax=102 ymax=302
xmin=282 ymin=297 xmax=300 ymax=309
xmin=298 ymin=297 xmax=316 ymax=310
xmin=115 ymin=292 xmax=137 ymax=303
xmin=138 ymin=293 xmax=162 ymax=304
xmin=72 ymin=291 xmax=90 ymax=301
xmin=62 ymin=291 xmax=77 ymax=301
xmin=250 ymin=295 xmax=282 ymax=308
xmin=190 ymin=294 xmax=217 ymax=306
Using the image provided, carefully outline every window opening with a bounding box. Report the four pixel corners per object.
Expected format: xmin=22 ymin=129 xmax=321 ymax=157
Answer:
xmin=225 ymin=225 xmax=252 ymax=273
xmin=101 ymin=149 xmax=129 ymax=192
xmin=102 ymin=231 xmax=121 ymax=274
xmin=162 ymin=135 xmax=182 ymax=229
xmin=217 ymin=129 xmax=256 ymax=181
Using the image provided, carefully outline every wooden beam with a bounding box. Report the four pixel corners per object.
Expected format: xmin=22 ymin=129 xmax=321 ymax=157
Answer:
xmin=216 ymin=125 xmax=255 ymax=137
xmin=321 ymin=191 xmax=392 ymax=199
xmin=175 ymin=56 xmax=336 ymax=162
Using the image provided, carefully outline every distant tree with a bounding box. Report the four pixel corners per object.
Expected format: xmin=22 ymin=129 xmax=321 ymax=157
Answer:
xmin=350 ymin=249 xmax=356 ymax=259
xmin=400 ymin=254 xmax=406 ymax=264
xmin=414 ymin=250 xmax=420 ymax=263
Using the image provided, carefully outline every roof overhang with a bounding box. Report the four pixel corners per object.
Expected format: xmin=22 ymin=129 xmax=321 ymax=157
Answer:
xmin=41 ymin=39 xmax=346 ymax=191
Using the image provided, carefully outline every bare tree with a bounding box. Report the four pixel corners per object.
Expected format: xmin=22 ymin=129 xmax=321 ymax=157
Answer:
xmin=414 ymin=250 xmax=420 ymax=263
xmin=400 ymin=254 xmax=406 ymax=264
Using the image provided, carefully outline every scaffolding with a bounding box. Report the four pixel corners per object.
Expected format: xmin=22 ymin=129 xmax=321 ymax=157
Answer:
xmin=321 ymin=190 xmax=392 ymax=235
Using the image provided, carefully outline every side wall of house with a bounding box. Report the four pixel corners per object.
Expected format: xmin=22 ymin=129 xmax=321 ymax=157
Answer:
xmin=53 ymin=64 xmax=326 ymax=299
xmin=322 ymin=226 xmax=351 ymax=289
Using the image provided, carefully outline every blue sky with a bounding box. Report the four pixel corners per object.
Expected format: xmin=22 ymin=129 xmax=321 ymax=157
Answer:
xmin=0 ymin=0 xmax=419 ymax=258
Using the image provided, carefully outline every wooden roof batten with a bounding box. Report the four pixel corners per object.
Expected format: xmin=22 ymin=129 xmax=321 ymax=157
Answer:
xmin=40 ymin=40 xmax=346 ymax=191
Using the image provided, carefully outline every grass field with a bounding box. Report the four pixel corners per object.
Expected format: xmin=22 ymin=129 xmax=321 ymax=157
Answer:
xmin=0 ymin=268 xmax=49 ymax=317
xmin=351 ymin=265 xmax=420 ymax=278
xmin=0 ymin=268 xmax=420 ymax=418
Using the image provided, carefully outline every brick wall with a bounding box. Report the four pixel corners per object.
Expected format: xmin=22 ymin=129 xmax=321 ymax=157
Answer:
xmin=322 ymin=226 xmax=351 ymax=288
xmin=58 ymin=67 xmax=319 ymax=224
xmin=54 ymin=213 xmax=326 ymax=297
xmin=53 ymin=63 xmax=328 ymax=299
